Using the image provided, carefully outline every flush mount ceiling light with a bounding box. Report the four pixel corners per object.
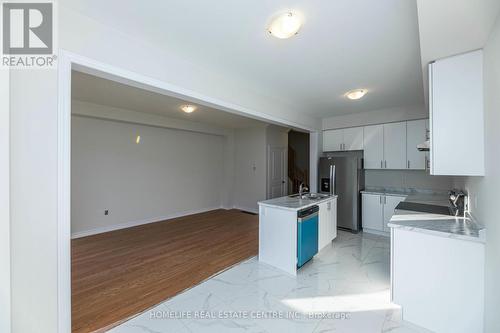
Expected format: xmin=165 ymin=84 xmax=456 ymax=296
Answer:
xmin=268 ymin=12 xmax=303 ymax=39
xmin=181 ymin=105 xmax=197 ymax=113
xmin=346 ymin=89 xmax=368 ymax=100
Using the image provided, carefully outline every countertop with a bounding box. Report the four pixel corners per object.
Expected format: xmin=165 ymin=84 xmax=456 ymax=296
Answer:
xmin=258 ymin=194 xmax=337 ymax=211
xmin=375 ymin=189 xmax=487 ymax=243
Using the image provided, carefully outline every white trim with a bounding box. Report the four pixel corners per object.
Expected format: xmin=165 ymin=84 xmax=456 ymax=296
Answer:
xmin=362 ymin=228 xmax=390 ymax=237
xmin=1 ymin=68 xmax=11 ymax=333
xmin=71 ymin=207 xmax=224 ymax=239
xmin=57 ymin=51 xmax=72 ymax=333
xmin=57 ymin=49 xmax=289 ymax=332
xmin=232 ymin=206 xmax=259 ymax=215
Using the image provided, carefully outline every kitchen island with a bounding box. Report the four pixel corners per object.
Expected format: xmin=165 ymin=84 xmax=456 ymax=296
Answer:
xmin=258 ymin=194 xmax=337 ymax=275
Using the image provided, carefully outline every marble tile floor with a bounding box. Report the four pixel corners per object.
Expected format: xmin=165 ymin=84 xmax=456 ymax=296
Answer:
xmin=109 ymin=230 xmax=432 ymax=333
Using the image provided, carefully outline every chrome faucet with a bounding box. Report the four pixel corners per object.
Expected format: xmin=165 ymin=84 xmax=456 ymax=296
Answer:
xmin=299 ymin=183 xmax=309 ymax=198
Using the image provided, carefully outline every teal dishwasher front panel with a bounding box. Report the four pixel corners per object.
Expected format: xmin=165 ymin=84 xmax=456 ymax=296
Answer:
xmin=297 ymin=214 xmax=319 ymax=268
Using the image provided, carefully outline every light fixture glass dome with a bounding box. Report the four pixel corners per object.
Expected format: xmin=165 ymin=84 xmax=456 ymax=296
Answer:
xmin=346 ymin=89 xmax=368 ymax=100
xmin=181 ymin=105 xmax=197 ymax=113
xmin=268 ymin=12 xmax=303 ymax=39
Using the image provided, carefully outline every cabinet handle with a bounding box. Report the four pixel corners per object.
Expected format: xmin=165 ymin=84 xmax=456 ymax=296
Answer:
xmin=384 ymin=160 xmax=387 ymax=168
xmin=340 ymin=143 xmax=343 ymax=151
xmin=380 ymin=160 xmax=383 ymax=168
xmin=407 ymin=160 xmax=410 ymax=169
xmin=384 ymin=196 xmax=387 ymax=204
xmin=380 ymin=196 xmax=382 ymax=204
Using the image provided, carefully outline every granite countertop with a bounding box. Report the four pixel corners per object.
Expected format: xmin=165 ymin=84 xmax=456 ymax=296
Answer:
xmin=258 ymin=194 xmax=337 ymax=211
xmin=380 ymin=189 xmax=486 ymax=243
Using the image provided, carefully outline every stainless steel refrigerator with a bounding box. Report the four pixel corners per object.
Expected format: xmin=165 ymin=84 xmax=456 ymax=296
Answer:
xmin=318 ymin=151 xmax=364 ymax=232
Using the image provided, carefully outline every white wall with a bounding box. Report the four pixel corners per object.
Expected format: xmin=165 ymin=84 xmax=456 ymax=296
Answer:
xmin=365 ymin=170 xmax=454 ymax=191
xmin=322 ymin=104 xmax=427 ymax=130
xmin=233 ymin=127 xmax=267 ymax=213
xmin=266 ymin=125 xmax=288 ymax=148
xmin=455 ymin=14 xmax=500 ymax=333
xmin=1 ymin=69 xmax=11 ymax=333
xmin=10 ymin=69 xmax=59 ymax=333
xmin=71 ymin=115 xmax=225 ymax=236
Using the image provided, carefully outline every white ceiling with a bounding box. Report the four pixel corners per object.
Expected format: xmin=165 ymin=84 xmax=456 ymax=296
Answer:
xmin=72 ymin=71 xmax=268 ymax=129
xmin=64 ymin=0 xmax=425 ymax=118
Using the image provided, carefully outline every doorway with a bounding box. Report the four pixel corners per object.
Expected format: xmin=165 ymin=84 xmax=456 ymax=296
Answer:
xmin=288 ymin=130 xmax=310 ymax=194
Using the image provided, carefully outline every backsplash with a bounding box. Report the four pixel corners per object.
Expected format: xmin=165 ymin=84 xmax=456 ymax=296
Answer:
xmin=364 ymin=170 xmax=455 ymax=191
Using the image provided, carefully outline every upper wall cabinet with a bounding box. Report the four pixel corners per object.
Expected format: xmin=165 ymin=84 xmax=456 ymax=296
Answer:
xmin=384 ymin=122 xmax=407 ymax=169
xmin=363 ymin=122 xmax=407 ymax=169
xmin=323 ymin=129 xmax=344 ymax=152
xmin=429 ymin=50 xmax=484 ymax=176
xmin=323 ymin=127 xmax=363 ymax=152
xmin=363 ymin=124 xmax=384 ymax=169
xmin=343 ymin=127 xmax=364 ymax=151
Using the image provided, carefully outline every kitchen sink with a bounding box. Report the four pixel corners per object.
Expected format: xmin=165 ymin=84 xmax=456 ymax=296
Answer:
xmin=289 ymin=193 xmax=330 ymax=200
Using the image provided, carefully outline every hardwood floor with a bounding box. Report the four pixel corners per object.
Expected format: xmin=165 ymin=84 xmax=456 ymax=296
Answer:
xmin=71 ymin=209 xmax=259 ymax=333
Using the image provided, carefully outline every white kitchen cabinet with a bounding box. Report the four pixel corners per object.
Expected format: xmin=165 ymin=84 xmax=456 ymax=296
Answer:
xmin=318 ymin=201 xmax=329 ymax=250
xmin=406 ymin=119 xmax=427 ymax=170
xmin=362 ymin=193 xmax=383 ymax=231
xmin=429 ymin=50 xmax=484 ymax=176
xmin=323 ymin=129 xmax=344 ymax=152
xmin=362 ymin=193 xmax=406 ymax=234
xmin=364 ymin=122 xmax=407 ymax=170
xmin=323 ymin=127 xmax=363 ymax=152
xmin=343 ymin=127 xmax=364 ymax=151
xmin=392 ymin=228 xmax=484 ymax=333
xmin=383 ymin=122 xmax=406 ymax=169
xmin=318 ymin=197 xmax=337 ymax=251
xmin=383 ymin=195 xmax=404 ymax=232
xmin=363 ymin=125 xmax=384 ymax=169
xmin=328 ymin=197 xmax=337 ymax=241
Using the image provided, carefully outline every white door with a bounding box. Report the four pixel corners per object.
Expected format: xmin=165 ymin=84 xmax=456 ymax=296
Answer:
xmin=343 ymin=127 xmax=364 ymax=151
xmin=384 ymin=122 xmax=406 ymax=169
xmin=318 ymin=202 xmax=330 ymax=251
xmin=362 ymin=194 xmax=383 ymax=231
xmin=363 ymin=125 xmax=384 ymax=169
xmin=267 ymin=146 xmax=286 ymax=199
xmin=383 ymin=195 xmax=405 ymax=232
xmin=406 ymin=120 xmax=427 ymax=170
xmin=323 ymin=129 xmax=344 ymax=152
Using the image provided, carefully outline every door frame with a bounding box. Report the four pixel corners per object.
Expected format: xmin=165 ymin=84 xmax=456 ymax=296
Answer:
xmin=266 ymin=145 xmax=288 ymax=199
xmin=1 ymin=69 xmax=11 ymax=333
xmin=57 ymin=50 xmax=315 ymax=332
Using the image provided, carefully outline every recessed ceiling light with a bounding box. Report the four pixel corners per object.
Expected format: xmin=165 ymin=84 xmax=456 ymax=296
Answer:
xmin=181 ymin=105 xmax=197 ymax=113
xmin=268 ymin=12 xmax=303 ymax=39
xmin=135 ymin=135 xmax=141 ymax=144
xmin=346 ymin=89 xmax=368 ymax=100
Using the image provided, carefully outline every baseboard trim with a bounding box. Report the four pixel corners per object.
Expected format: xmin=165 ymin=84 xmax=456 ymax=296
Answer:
xmin=232 ymin=206 xmax=259 ymax=215
xmin=362 ymin=228 xmax=390 ymax=237
xmin=71 ymin=206 xmax=224 ymax=239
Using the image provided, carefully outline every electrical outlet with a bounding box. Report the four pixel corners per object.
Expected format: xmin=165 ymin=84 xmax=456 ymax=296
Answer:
xmin=104 ymin=209 xmax=109 ymax=216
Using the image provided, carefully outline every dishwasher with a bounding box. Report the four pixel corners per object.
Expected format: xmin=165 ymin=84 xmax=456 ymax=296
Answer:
xmin=297 ymin=205 xmax=319 ymax=268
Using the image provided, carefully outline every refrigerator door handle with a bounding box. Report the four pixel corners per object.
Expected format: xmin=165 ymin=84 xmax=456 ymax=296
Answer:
xmin=330 ymin=164 xmax=336 ymax=196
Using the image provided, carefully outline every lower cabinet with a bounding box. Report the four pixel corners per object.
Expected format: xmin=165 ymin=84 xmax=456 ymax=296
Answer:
xmin=362 ymin=193 xmax=406 ymax=234
xmin=318 ymin=198 xmax=337 ymax=250
xmin=392 ymin=228 xmax=484 ymax=332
